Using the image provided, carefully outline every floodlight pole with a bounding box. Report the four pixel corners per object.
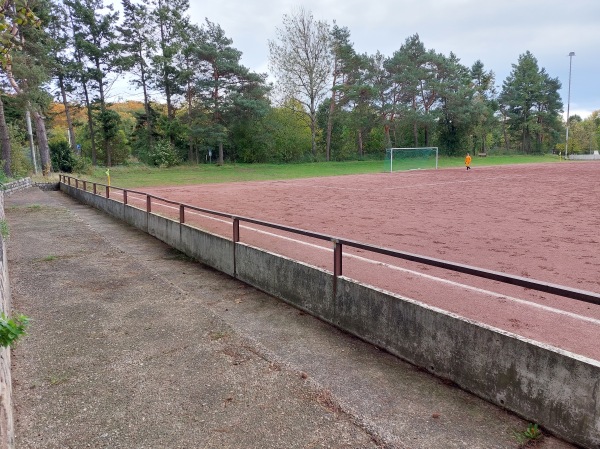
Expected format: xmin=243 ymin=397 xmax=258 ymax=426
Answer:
xmin=565 ymin=51 xmax=575 ymax=160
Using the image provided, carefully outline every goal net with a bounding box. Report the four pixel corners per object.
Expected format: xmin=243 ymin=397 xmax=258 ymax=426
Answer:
xmin=384 ymin=147 xmax=438 ymax=172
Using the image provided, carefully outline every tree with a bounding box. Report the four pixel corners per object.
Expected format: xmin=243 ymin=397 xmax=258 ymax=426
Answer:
xmin=269 ymin=8 xmax=332 ymax=159
xmin=325 ymin=23 xmax=358 ymax=161
xmin=470 ymin=60 xmax=497 ymax=153
xmin=0 ymin=96 xmax=11 ymax=176
xmin=264 ymin=100 xmax=312 ymax=162
xmin=48 ymin=0 xmax=78 ymax=153
xmin=117 ymin=0 xmax=155 ymax=151
xmin=385 ymin=34 xmax=439 ymax=147
xmin=436 ymin=52 xmax=475 ymax=155
xmin=0 ymin=0 xmax=52 ymax=175
xmin=568 ymin=115 xmax=599 ymax=154
xmin=149 ymin=0 xmax=190 ymax=141
xmin=499 ymin=51 xmax=563 ymax=153
xmin=66 ymin=0 xmax=120 ymax=165
xmin=193 ymin=20 xmax=270 ymax=165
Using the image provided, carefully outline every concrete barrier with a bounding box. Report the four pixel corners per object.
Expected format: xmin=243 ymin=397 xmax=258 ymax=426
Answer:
xmin=0 ymin=192 xmax=15 ymax=449
xmin=59 ymin=181 xmax=600 ymax=448
xmin=0 ymin=177 xmax=41 ymax=449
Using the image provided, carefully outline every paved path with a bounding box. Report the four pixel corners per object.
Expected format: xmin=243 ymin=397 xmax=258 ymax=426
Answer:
xmin=6 ymin=187 xmax=574 ymax=448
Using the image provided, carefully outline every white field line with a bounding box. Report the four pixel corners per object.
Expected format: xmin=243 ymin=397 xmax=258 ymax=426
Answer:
xmin=284 ymin=174 xmax=530 ymax=191
xmin=129 ymin=195 xmax=600 ymax=326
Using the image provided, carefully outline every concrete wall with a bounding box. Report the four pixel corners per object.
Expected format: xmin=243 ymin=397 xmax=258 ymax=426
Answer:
xmin=2 ymin=178 xmax=31 ymax=196
xmin=60 ymin=182 xmax=600 ymax=448
xmin=0 ymin=177 xmax=45 ymax=449
xmin=0 ymin=191 xmax=14 ymax=449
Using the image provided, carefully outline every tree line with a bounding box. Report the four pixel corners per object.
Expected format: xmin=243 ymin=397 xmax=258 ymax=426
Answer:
xmin=0 ymin=1 xmax=598 ymax=177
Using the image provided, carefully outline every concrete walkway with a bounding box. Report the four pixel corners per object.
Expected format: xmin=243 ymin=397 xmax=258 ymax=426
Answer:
xmin=6 ymin=187 xmax=574 ymax=449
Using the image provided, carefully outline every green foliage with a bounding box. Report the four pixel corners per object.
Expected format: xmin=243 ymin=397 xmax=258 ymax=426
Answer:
xmin=148 ymin=140 xmax=180 ymax=167
xmin=10 ymin=144 xmax=33 ymax=178
xmin=50 ymin=140 xmax=76 ymax=172
xmin=0 ymin=219 xmax=9 ymax=239
xmin=36 ymin=2 xmax=575 ymax=167
xmin=71 ymin=155 xmax=93 ymax=175
xmin=265 ymin=104 xmax=312 ymax=162
xmin=499 ymin=52 xmax=563 ymax=154
xmin=0 ymin=312 xmax=29 ymax=348
xmin=514 ymin=423 xmax=543 ymax=447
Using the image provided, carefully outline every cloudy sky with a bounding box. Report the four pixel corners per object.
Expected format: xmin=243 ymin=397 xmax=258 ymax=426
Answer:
xmin=116 ymin=0 xmax=599 ymax=118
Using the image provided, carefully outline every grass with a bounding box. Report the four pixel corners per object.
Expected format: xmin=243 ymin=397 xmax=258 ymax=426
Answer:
xmin=0 ymin=219 xmax=9 ymax=239
xmin=77 ymin=154 xmax=561 ymax=188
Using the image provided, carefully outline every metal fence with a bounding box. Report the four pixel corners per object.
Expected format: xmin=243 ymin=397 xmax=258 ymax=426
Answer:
xmin=60 ymin=174 xmax=600 ymax=306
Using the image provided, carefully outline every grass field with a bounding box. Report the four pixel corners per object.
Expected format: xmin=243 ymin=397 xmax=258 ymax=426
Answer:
xmin=69 ymin=154 xmax=561 ymax=188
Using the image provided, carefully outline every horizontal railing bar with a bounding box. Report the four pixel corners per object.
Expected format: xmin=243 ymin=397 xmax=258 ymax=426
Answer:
xmin=334 ymin=238 xmax=600 ymax=306
xmin=234 ymin=216 xmax=333 ymax=242
xmin=183 ymin=204 xmax=234 ymax=219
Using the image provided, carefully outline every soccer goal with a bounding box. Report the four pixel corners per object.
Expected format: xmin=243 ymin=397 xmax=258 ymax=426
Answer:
xmin=384 ymin=147 xmax=438 ymax=172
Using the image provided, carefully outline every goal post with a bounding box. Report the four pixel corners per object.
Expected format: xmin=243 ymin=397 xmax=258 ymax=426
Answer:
xmin=384 ymin=147 xmax=439 ymax=172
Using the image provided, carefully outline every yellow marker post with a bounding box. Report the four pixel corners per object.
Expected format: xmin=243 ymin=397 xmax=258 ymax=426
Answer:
xmin=105 ymin=168 xmax=110 ymax=187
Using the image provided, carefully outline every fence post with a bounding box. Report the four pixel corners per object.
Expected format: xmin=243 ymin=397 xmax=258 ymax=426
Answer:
xmin=333 ymin=239 xmax=343 ymax=298
xmin=68 ymin=177 xmax=71 ymax=186
xmin=106 ymin=185 xmax=110 ymax=199
xmin=83 ymin=181 xmax=87 ymax=192
xmin=93 ymin=183 xmax=97 ymax=195
xmin=75 ymin=179 xmax=78 ymax=189
xmin=146 ymin=195 xmax=152 ymax=213
xmin=233 ymin=218 xmax=240 ymax=277
xmin=180 ymin=204 xmax=185 ymax=223
xmin=123 ymin=190 xmax=128 ymax=205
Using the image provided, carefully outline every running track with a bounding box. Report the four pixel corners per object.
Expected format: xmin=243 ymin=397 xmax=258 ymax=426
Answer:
xmin=121 ymin=162 xmax=600 ymax=361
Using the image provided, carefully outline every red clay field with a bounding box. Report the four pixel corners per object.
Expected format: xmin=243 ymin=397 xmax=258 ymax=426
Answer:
xmin=130 ymin=162 xmax=600 ymax=361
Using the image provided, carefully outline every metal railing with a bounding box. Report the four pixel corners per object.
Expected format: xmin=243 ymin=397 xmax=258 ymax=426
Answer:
xmin=59 ymin=175 xmax=600 ymax=306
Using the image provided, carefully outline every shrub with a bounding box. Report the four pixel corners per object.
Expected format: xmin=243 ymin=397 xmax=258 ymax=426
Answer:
xmin=148 ymin=140 xmax=180 ymax=167
xmin=50 ymin=140 xmax=76 ymax=173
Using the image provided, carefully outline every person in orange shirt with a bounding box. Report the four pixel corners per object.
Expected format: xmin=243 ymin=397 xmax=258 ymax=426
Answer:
xmin=465 ymin=152 xmax=472 ymax=170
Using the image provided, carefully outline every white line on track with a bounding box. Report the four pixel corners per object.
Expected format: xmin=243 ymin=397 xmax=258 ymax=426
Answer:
xmin=285 ymin=174 xmax=530 ymax=191
xmin=128 ymin=196 xmax=600 ymax=326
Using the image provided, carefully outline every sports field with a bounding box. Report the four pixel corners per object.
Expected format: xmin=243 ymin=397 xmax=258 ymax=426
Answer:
xmin=123 ymin=162 xmax=600 ymax=361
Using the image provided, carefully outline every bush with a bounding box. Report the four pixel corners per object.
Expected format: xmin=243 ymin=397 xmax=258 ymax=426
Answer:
xmin=10 ymin=145 xmax=34 ymax=177
xmin=72 ymin=156 xmax=93 ymax=175
xmin=50 ymin=140 xmax=76 ymax=173
xmin=148 ymin=140 xmax=180 ymax=167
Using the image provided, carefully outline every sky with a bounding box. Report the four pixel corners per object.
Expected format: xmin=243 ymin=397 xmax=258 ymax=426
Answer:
xmin=114 ymin=0 xmax=599 ymax=119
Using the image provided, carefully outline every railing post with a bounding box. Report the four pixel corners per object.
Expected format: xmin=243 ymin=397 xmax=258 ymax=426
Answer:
xmin=180 ymin=204 xmax=185 ymax=223
xmin=146 ymin=195 xmax=152 ymax=213
xmin=93 ymin=183 xmax=97 ymax=195
xmin=233 ymin=218 xmax=240 ymax=277
xmin=123 ymin=190 xmax=128 ymax=205
xmin=68 ymin=177 xmax=71 ymax=186
xmin=333 ymin=239 xmax=343 ymax=298
xmin=83 ymin=180 xmax=87 ymax=192
xmin=75 ymin=179 xmax=78 ymax=189
xmin=106 ymin=185 xmax=110 ymax=199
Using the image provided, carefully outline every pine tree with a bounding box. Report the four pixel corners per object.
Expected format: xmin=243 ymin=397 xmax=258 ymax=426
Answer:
xmin=499 ymin=51 xmax=563 ymax=153
xmin=66 ymin=0 xmax=120 ymax=165
xmin=194 ymin=20 xmax=269 ymax=165
xmin=117 ymin=0 xmax=156 ymax=151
